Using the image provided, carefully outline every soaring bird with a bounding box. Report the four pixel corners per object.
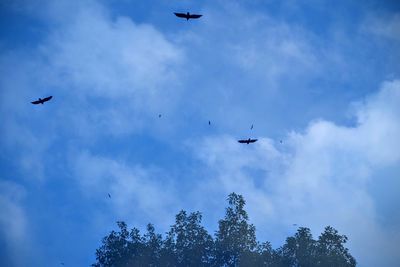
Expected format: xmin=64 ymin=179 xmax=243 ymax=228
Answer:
xmin=250 ymin=124 xmax=254 ymax=130
xmin=238 ymin=138 xmax=258 ymax=144
xmin=174 ymin=12 xmax=202 ymax=21
xmin=31 ymin=96 xmax=53 ymax=105
xmin=208 ymin=120 xmax=211 ymax=125
xmin=108 ymin=193 xmax=111 ymax=198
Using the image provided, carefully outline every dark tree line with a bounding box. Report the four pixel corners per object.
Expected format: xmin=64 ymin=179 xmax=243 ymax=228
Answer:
xmin=93 ymin=193 xmax=356 ymax=267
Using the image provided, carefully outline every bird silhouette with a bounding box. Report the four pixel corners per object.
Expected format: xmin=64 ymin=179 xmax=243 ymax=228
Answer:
xmin=238 ymin=138 xmax=258 ymax=144
xmin=158 ymin=114 xmax=162 ymax=118
xmin=174 ymin=12 xmax=202 ymax=21
xmin=108 ymin=193 xmax=111 ymax=198
xmin=208 ymin=120 xmax=211 ymax=125
xmin=251 ymin=124 xmax=253 ymax=130
xmin=31 ymin=96 xmax=53 ymax=105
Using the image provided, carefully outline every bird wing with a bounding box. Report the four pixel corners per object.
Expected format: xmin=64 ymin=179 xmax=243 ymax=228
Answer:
xmin=238 ymin=140 xmax=246 ymax=143
xmin=189 ymin=14 xmax=202 ymax=19
xmin=31 ymin=100 xmax=41 ymax=104
xmin=249 ymin=139 xmax=258 ymax=143
xmin=43 ymin=96 xmax=53 ymax=102
xmin=174 ymin=12 xmax=188 ymax=18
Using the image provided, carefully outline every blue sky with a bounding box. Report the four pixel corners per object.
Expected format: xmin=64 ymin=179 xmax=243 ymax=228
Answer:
xmin=1 ymin=0 xmax=400 ymax=266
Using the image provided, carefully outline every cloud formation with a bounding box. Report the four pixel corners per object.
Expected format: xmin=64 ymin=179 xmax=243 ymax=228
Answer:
xmin=71 ymin=150 xmax=179 ymax=229
xmin=364 ymin=13 xmax=400 ymax=41
xmin=191 ymin=80 xmax=400 ymax=267
xmin=0 ymin=181 xmax=29 ymax=267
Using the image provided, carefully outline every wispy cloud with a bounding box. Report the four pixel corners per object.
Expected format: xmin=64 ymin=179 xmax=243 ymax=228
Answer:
xmin=0 ymin=180 xmax=29 ymax=267
xmin=363 ymin=13 xmax=400 ymax=41
xmin=70 ymin=150 xmax=179 ymax=229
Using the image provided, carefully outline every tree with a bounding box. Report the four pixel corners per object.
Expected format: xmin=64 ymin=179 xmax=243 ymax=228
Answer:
xmin=139 ymin=224 xmax=163 ymax=266
xmin=214 ymin=193 xmax=257 ymax=266
xmin=93 ymin=221 xmax=144 ymax=267
xmin=278 ymin=227 xmax=317 ymax=267
xmin=92 ymin=194 xmax=358 ymax=267
xmin=166 ymin=210 xmax=214 ymax=266
xmin=315 ymin=226 xmax=356 ymax=267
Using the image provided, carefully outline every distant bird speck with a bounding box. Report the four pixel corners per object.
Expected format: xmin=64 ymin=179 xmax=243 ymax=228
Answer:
xmin=174 ymin=12 xmax=202 ymax=21
xmin=280 ymin=140 xmax=283 ymax=144
xmin=251 ymin=124 xmax=254 ymax=130
xmin=293 ymin=224 xmax=298 ymax=226
xmin=31 ymin=95 xmax=53 ymax=105
xmin=158 ymin=114 xmax=162 ymax=118
xmin=238 ymin=138 xmax=258 ymax=144
xmin=108 ymin=193 xmax=111 ymax=198
xmin=208 ymin=120 xmax=211 ymax=125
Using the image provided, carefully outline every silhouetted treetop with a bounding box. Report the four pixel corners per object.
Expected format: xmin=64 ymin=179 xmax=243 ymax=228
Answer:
xmin=93 ymin=193 xmax=357 ymax=267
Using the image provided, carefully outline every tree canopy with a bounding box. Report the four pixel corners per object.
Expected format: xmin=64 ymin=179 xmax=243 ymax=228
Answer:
xmin=93 ymin=193 xmax=356 ymax=267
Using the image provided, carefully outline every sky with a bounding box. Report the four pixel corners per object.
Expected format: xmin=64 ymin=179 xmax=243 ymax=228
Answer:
xmin=0 ymin=0 xmax=399 ymax=266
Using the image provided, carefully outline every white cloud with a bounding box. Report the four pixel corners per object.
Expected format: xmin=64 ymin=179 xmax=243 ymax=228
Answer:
xmin=190 ymin=80 xmax=400 ymax=267
xmin=70 ymin=150 xmax=179 ymax=230
xmin=39 ymin=3 xmax=184 ymax=138
xmin=363 ymin=13 xmax=400 ymax=41
xmin=1 ymin=0 xmax=185 ymax=144
xmin=0 ymin=0 xmax=185 ymax=183
xmin=0 ymin=180 xmax=29 ymax=267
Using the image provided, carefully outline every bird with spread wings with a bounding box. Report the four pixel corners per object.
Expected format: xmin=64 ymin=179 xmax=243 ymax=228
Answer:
xmin=238 ymin=138 xmax=258 ymax=144
xmin=174 ymin=12 xmax=202 ymax=21
xmin=31 ymin=96 xmax=53 ymax=105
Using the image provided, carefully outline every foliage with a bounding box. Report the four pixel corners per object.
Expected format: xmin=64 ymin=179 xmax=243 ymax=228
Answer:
xmin=93 ymin=194 xmax=356 ymax=267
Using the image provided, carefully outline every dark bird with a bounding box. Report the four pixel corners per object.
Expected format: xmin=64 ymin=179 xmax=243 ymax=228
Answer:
xmin=238 ymin=138 xmax=258 ymax=144
xmin=31 ymin=95 xmax=53 ymax=105
xmin=208 ymin=120 xmax=211 ymax=125
xmin=174 ymin=12 xmax=202 ymax=21
xmin=251 ymin=124 xmax=254 ymax=130
xmin=158 ymin=114 xmax=162 ymax=118
xmin=108 ymin=193 xmax=111 ymax=198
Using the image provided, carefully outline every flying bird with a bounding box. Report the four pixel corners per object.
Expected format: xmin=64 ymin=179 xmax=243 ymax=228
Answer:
xmin=108 ymin=193 xmax=111 ymax=198
xmin=250 ymin=124 xmax=254 ymax=130
xmin=158 ymin=114 xmax=162 ymax=118
xmin=31 ymin=95 xmax=53 ymax=105
xmin=238 ymin=138 xmax=258 ymax=144
xmin=208 ymin=120 xmax=211 ymax=125
xmin=174 ymin=12 xmax=202 ymax=21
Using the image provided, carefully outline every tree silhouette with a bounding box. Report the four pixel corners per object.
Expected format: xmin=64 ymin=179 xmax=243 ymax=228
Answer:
xmin=315 ymin=226 xmax=356 ymax=267
xmin=93 ymin=193 xmax=357 ymax=267
xmin=166 ymin=210 xmax=213 ymax=266
xmin=277 ymin=227 xmax=317 ymax=267
xmin=93 ymin=221 xmax=142 ymax=266
xmin=214 ymin=193 xmax=257 ymax=266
